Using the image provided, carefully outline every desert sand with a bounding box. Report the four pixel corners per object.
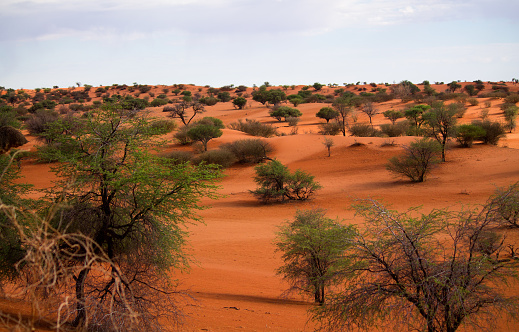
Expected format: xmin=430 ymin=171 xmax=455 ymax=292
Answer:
xmin=2 ymin=82 xmax=519 ymax=331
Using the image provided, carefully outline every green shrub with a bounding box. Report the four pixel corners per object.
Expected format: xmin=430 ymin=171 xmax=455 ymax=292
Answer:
xmin=218 ymin=91 xmax=231 ymax=102
xmin=174 ymin=125 xmax=192 ymax=145
xmin=386 ymin=138 xmax=441 ymax=182
xmin=316 ymin=107 xmax=339 ymax=123
xmin=504 ymin=93 xmax=519 ymax=104
xmin=228 ymin=119 xmax=278 ymax=137
xmin=269 ymin=106 xmax=302 ymax=122
xmin=349 ymin=123 xmax=382 ymax=137
xmin=467 ymin=98 xmax=479 ymax=106
xmin=220 ymin=138 xmax=272 ymax=163
xmin=472 ymin=120 xmax=506 ymax=145
xmin=456 ymin=124 xmax=486 ymax=147
xmin=149 ymin=119 xmax=177 ymax=134
xmin=193 ymin=149 xmax=236 ymax=168
xmin=165 ymin=150 xmax=193 ymax=165
xmin=150 ymin=98 xmax=169 ymax=107
xmin=199 ymin=96 xmax=218 ymax=106
xmin=318 ymin=122 xmax=342 ymax=135
xmin=232 ymin=97 xmax=247 ymax=109
xmin=379 ymin=122 xmax=408 ymax=137
xmin=251 ymin=159 xmax=321 ymax=203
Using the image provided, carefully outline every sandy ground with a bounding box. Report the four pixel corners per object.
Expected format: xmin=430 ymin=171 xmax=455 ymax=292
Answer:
xmin=2 ymin=83 xmax=519 ymax=331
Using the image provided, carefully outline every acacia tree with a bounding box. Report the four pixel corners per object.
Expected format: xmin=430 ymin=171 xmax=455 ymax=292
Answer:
xmin=251 ymin=159 xmax=321 ymax=203
xmin=38 ymin=104 xmax=222 ymax=330
xmin=332 ymin=98 xmax=353 ymax=136
xmin=313 ymin=199 xmax=519 ymax=332
xmin=275 ymin=209 xmax=354 ymax=304
xmin=423 ymin=102 xmax=457 ymax=162
xmin=164 ymin=101 xmax=205 ymax=126
xmin=187 ymin=117 xmax=224 ymax=151
xmin=386 ymin=138 xmax=441 ymax=182
xmin=316 ymin=107 xmax=339 ymax=123
xmin=361 ymin=102 xmax=379 ymax=127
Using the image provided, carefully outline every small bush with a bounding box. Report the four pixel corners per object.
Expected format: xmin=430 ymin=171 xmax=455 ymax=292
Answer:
xmin=349 ymin=123 xmax=382 ymax=137
xmin=193 ymin=149 xmax=236 ymax=168
xmin=286 ymin=116 xmax=300 ymax=127
xmin=199 ymin=96 xmax=218 ymax=106
xmin=270 ymin=106 xmax=302 ymax=122
xmin=472 ymin=120 xmax=506 ymax=145
xmin=228 ymin=119 xmax=278 ymax=137
xmin=456 ymin=124 xmax=486 ymax=147
xmin=467 ymin=98 xmax=479 ymax=106
xmin=174 ymin=125 xmax=192 ymax=145
xmin=318 ymin=122 xmax=342 ymax=135
xmin=165 ymin=150 xmax=193 ymax=165
xmin=380 ymin=122 xmax=408 ymax=137
xmin=251 ymin=159 xmax=321 ymax=203
xmin=149 ymin=119 xmax=177 ymax=134
xmin=386 ymin=138 xmax=441 ymax=182
xmin=220 ymin=138 xmax=272 ymax=163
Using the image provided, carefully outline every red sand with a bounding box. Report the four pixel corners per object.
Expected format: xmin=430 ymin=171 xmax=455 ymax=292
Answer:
xmin=2 ymin=83 xmax=519 ymax=331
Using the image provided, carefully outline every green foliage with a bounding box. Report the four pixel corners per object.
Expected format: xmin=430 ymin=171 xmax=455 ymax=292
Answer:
xmin=313 ymin=199 xmax=519 ymax=332
xmin=251 ymin=160 xmax=321 ymax=203
xmin=0 ymin=153 xmax=30 ymax=281
xmin=165 ymin=150 xmax=193 ymax=165
xmin=456 ymin=124 xmax=486 ymax=147
xmin=382 ymin=109 xmax=404 ymax=124
xmin=448 ymin=81 xmax=462 ymax=92
xmin=489 ymin=182 xmax=519 ymax=228
xmin=318 ymin=122 xmax=342 ymax=136
xmin=199 ymin=96 xmax=219 ymax=106
xmin=232 ymin=97 xmax=247 ymax=109
xmin=313 ymin=82 xmax=324 ymax=91
xmin=228 ymin=119 xmax=278 ymax=137
xmin=349 ymin=124 xmax=382 ymax=137
xmin=423 ymin=102 xmax=458 ymax=161
xmin=503 ymin=105 xmax=518 ymax=133
xmin=193 ymin=149 xmax=236 ymax=168
xmin=404 ymin=104 xmax=430 ymax=129
xmin=269 ymin=106 xmax=302 ymax=122
xmin=39 ymin=106 xmax=222 ymax=329
xmin=149 ymin=119 xmax=177 ymax=134
xmin=379 ymin=122 xmax=408 ymax=137
xmin=220 ymin=139 xmax=272 ymax=163
xmin=472 ymin=120 xmax=506 ymax=145
xmin=275 ymin=209 xmax=354 ymax=304
xmin=316 ymin=107 xmax=339 ymax=123
xmin=252 ymin=87 xmax=286 ymax=106
xmin=217 ymin=91 xmax=231 ymax=102
xmin=386 ymin=138 xmax=441 ymax=182
xmin=0 ymin=105 xmax=21 ymax=128
xmin=150 ymin=98 xmax=169 ymax=107
xmin=187 ymin=117 xmax=224 ymax=151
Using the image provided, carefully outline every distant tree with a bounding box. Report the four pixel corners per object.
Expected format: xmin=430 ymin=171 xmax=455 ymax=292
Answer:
xmin=382 ymin=109 xmax=404 ymax=125
xmin=251 ymin=160 xmax=321 ymax=203
xmin=164 ymin=101 xmax=205 ymax=126
xmin=332 ymin=98 xmax=353 ymax=136
xmin=464 ymin=84 xmax=478 ymax=96
xmin=269 ymin=106 xmax=302 ymax=122
xmin=423 ymin=102 xmax=458 ymax=162
xmin=313 ymin=199 xmax=519 ymax=332
xmin=313 ymin=82 xmax=324 ymax=91
xmin=187 ymin=117 xmax=224 ymax=151
xmin=361 ymin=101 xmax=379 ymax=127
xmin=267 ymin=89 xmax=287 ymax=106
xmin=504 ymin=105 xmax=518 ymax=133
xmin=323 ymin=137 xmax=334 ymax=157
xmin=217 ymin=91 xmax=232 ymax=102
xmin=448 ymin=81 xmax=462 ymax=93
xmin=472 ymin=120 xmax=506 ymax=145
xmin=386 ymin=138 xmax=441 ymax=182
xmin=232 ymin=97 xmax=247 ymax=110
xmin=404 ymin=104 xmax=430 ymax=129
xmin=275 ymin=209 xmax=354 ymax=304
xmin=316 ymin=107 xmax=339 ymax=123
xmin=252 ymin=86 xmax=270 ymax=105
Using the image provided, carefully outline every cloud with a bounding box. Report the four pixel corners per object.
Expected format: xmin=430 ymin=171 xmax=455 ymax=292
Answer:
xmin=1 ymin=0 xmax=517 ymax=43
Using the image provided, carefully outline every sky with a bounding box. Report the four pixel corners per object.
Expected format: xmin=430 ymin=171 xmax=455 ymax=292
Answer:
xmin=1 ymin=0 xmax=518 ymax=89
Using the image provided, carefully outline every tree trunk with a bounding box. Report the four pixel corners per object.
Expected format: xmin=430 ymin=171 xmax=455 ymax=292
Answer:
xmin=72 ymin=267 xmax=90 ymax=327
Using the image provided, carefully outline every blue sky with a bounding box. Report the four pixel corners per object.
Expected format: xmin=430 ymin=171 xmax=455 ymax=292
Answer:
xmin=1 ymin=0 xmax=518 ymax=89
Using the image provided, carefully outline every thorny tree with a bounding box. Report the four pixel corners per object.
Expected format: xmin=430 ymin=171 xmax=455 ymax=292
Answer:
xmin=313 ymin=198 xmax=519 ymax=332
xmin=38 ymin=104 xmax=222 ymax=330
xmin=163 ymin=101 xmax=206 ymax=126
xmin=275 ymin=209 xmax=354 ymax=304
